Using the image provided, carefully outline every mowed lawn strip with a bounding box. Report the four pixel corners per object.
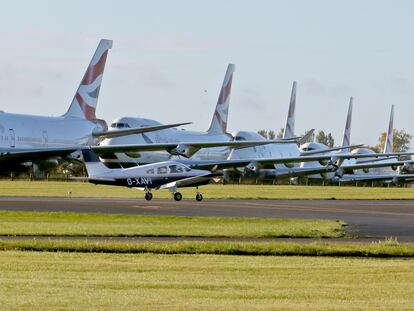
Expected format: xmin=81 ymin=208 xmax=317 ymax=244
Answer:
xmin=0 ymin=211 xmax=345 ymax=238
xmin=1 ymin=239 xmax=414 ymax=257
xmin=0 ymin=251 xmax=413 ymax=310
xmin=1 ymin=181 xmax=414 ymax=199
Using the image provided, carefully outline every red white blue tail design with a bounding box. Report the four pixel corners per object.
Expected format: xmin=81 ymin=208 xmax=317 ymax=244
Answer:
xmin=283 ymin=81 xmax=297 ymax=139
xmin=384 ymin=105 xmax=394 ymax=153
xmin=340 ymin=96 xmax=353 ymax=149
xmin=207 ymin=64 xmax=235 ymax=134
xmin=64 ymin=39 xmax=113 ymax=120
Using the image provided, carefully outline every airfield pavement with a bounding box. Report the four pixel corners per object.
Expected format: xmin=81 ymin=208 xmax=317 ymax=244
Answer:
xmin=0 ymin=197 xmax=413 ymax=241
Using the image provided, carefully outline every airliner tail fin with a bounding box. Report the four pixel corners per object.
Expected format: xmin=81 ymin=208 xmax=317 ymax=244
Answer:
xmin=63 ymin=39 xmax=113 ymax=120
xmin=207 ymin=64 xmax=235 ymax=134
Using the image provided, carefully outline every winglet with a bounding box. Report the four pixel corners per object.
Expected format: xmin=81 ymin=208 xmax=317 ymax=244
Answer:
xmin=207 ymin=64 xmax=235 ymax=134
xmin=340 ymin=96 xmax=353 ymax=149
xmin=384 ymin=105 xmax=394 ymax=153
xmin=283 ymin=81 xmax=297 ymax=139
xmin=63 ymin=39 xmax=113 ymax=120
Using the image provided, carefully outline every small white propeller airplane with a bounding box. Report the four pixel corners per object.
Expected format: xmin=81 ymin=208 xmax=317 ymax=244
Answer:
xmin=81 ymin=149 xmax=220 ymax=201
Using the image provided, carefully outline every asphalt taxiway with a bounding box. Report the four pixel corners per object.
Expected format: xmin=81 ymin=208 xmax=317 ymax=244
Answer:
xmin=0 ymin=197 xmax=413 ymax=241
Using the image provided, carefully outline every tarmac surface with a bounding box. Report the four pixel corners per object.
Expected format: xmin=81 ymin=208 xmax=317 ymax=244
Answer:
xmin=0 ymin=197 xmax=413 ymax=241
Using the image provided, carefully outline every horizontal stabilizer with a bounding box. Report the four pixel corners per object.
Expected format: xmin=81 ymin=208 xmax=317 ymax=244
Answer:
xmin=297 ymin=129 xmax=315 ymax=145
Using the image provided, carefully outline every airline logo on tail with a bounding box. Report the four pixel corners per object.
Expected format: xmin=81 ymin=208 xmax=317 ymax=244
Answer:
xmin=64 ymin=39 xmax=113 ymax=120
xmin=384 ymin=105 xmax=394 ymax=153
xmin=341 ymin=96 xmax=353 ymax=148
xmin=207 ymin=64 xmax=235 ymax=134
xmin=283 ymin=81 xmax=297 ymax=139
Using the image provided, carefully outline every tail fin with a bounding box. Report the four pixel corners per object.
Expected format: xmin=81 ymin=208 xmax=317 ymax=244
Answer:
xmin=283 ymin=81 xmax=297 ymax=139
xmin=341 ymin=96 xmax=353 ymax=149
xmin=384 ymin=105 xmax=394 ymax=153
xmin=81 ymin=149 xmax=110 ymax=177
xmin=63 ymin=39 xmax=113 ymax=120
xmin=207 ymin=64 xmax=235 ymax=134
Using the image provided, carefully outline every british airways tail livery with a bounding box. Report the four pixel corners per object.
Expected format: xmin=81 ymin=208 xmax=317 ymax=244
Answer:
xmin=384 ymin=105 xmax=394 ymax=153
xmin=283 ymin=81 xmax=297 ymax=139
xmin=63 ymin=39 xmax=112 ymax=120
xmin=340 ymin=96 xmax=353 ymax=150
xmin=207 ymin=64 xmax=235 ymax=134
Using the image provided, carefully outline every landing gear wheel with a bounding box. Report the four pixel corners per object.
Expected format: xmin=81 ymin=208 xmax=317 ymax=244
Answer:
xmin=173 ymin=192 xmax=182 ymax=201
xmin=195 ymin=193 xmax=203 ymax=202
xmin=145 ymin=192 xmax=153 ymax=201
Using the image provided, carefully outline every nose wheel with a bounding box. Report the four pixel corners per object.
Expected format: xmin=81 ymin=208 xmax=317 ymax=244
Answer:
xmin=145 ymin=192 xmax=153 ymax=201
xmin=173 ymin=192 xmax=182 ymax=201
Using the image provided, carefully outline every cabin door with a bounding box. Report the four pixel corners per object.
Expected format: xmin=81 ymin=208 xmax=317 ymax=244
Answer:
xmin=9 ymin=129 xmax=15 ymax=148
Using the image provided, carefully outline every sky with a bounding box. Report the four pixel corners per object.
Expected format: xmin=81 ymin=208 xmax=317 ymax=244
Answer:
xmin=0 ymin=0 xmax=413 ymax=147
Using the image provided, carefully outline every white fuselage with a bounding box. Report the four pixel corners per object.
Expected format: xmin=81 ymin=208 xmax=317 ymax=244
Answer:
xmin=0 ymin=112 xmax=103 ymax=150
xmin=225 ymin=131 xmax=300 ymax=179
xmin=99 ymin=117 xmax=233 ymax=165
xmin=228 ymin=131 xmax=300 ymax=164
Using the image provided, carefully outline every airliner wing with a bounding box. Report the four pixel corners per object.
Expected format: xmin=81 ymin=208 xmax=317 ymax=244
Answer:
xmin=335 ymin=174 xmax=414 ymax=183
xmin=158 ymin=173 xmax=221 ymax=190
xmin=183 ymin=152 xmax=414 ymax=171
xmin=93 ymin=122 xmax=192 ymax=139
xmin=0 ymin=147 xmax=78 ymax=163
xmin=341 ymin=160 xmax=414 ymax=171
xmin=300 ymin=144 xmax=364 ymax=156
xmin=91 ymin=140 xmax=292 ymax=154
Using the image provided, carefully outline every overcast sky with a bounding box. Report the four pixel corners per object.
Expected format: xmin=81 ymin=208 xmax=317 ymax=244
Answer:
xmin=0 ymin=0 xmax=413 ymax=147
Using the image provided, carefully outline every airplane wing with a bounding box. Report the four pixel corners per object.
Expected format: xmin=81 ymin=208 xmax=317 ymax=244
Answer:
xmin=92 ymin=122 xmax=192 ymax=139
xmin=158 ymin=173 xmax=221 ymax=190
xmin=300 ymin=144 xmax=364 ymax=156
xmin=335 ymin=173 xmax=414 ymax=183
xmin=341 ymin=160 xmax=414 ymax=171
xmin=181 ymin=152 xmax=414 ymax=171
xmin=0 ymin=147 xmax=78 ymax=163
xmin=91 ymin=140 xmax=293 ymax=155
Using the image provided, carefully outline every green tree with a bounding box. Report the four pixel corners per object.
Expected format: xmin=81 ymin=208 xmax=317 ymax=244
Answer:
xmin=257 ymin=130 xmax=268 ymax=139
xmin=258 ymin=130 xmax=276 ymax=140
xmin=276 ymin=128 xmax=284 ymax=139
xmin=375 ymin=129 xmax=412 ymax=152
xmin=315 ymin=130 xmax=335 ymax=147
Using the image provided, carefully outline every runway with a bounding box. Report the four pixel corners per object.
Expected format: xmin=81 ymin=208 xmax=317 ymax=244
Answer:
xmin=0 ymin=197 xmax=413 ymax=241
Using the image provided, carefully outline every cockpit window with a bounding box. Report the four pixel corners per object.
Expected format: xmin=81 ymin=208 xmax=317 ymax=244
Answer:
xmin=169 ymin=165 xmax=183 ymax=174
xmin=110 ymin=122 xmax=131 ymax=129
xmin=234 ymin=136 xmax=246 ymax=141
xmin=146 ymin=168 xmax=155 ymax=174
xmin=157 ymin=166 xmax=168 ymax=174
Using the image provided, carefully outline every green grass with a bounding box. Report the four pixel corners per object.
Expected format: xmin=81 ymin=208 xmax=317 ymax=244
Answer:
xmin=0 ymin=251 xmax=413 ymax=310
xmin=0 ymin=180 xmax=414 ymax=199
xmin=1 ymin=239 xmax=414 ymax=257
xmin=0 ymin=211 xmax=345 ymax=238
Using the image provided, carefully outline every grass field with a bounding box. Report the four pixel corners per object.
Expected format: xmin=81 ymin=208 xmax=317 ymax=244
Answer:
xmin=0 ymin=181 xmax=413 ymax=199
xmin=2 ymin=239 xmax=414 ymax=257
xmin=0 ymin=211 xmax=345 ymax=238
xmin=0 ymin=251 xmax=413 ymax=310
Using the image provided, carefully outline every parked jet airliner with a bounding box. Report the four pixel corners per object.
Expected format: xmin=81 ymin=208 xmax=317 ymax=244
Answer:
xmin=0 ymin=39 xmax=188 ymax=170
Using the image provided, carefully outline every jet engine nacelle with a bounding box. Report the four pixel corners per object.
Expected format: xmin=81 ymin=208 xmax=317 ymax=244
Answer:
xmin=168 ymin=144 xmax=199 ymax=158
xmin=391 ymin=165 xmax=398 ymax=171
xmin=400 ymin=162 xmax=414 ymax=174
xmin=242 ymin=161 xmax=267 ymax=178
xmin=363 ymin=168 xmax=370 ymax=173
